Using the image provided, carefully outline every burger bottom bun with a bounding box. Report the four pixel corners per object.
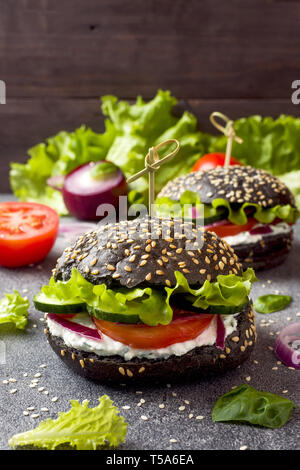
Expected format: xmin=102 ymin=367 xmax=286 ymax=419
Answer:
xmin=232 ymin=229 xmax=293 ymax=271
xmin=44 ymin=304 xmax=256 ymax=384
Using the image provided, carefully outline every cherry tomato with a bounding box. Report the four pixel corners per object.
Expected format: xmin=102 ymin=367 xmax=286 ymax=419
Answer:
xmin=192 ymin=153 xmax=242 ymax=172
xmin=93 ymin=314 xmax=214 ymax=349
xmin=0 ymin=202 xmax=59 ymax=268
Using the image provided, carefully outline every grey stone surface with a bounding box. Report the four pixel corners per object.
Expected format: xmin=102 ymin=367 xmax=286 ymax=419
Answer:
xmin=0 ymin=203 xmax=299 ymax=450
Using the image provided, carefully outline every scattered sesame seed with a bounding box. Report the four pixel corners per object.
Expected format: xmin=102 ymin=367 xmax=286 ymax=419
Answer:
xmin=240 ymin=445 xmax=248 ymax=451
xmin=23 ymin=411 xmax=29 ymax=416
xmin=10 ymin=389 xmax=17 ymax=394
xmin=2 ymin=380 xmax=9 ymax=384
xmin=170 ymin=439 xmax=178 ymax=443
xmin=23 ymin=372 xmax=28 ymax=377
xmin=31 ymin=414 xmax=39 ymax=419
xmin=189 ymin=413 xmax=194 ymax=419
xmin=38 ymin=387 xmax=45 ymax=392
xmin=9 ymin=378 xmax=17 ymax=383
xmin=27 ymin=406 xmax=35 ymax=411
xmin=159 ymin=404 xmax=165 ymax=409
xmin=34 ymin=373 xmax=41 ymax=378
xmin=39 ymin=364 xmax=47 ymax=368
xmin=41 ymin=407 xmax=49 ymax=412
xmin=122 ymin=405 xmax=130 ymax=410
xmin=196 ymin=415 xmax=204 ymax=420
xmin=140 ymin=415 xmax=148 ymax=421
xmin=245 ymin=376 xmax=251 ymax=382
xmin=178 ymin=406 xmax=185 ymax=411
xmin=51 ymin=397 xmax=58 ymax=402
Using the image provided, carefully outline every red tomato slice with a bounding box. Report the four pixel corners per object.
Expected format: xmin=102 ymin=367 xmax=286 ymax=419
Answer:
xmin=204 ymin=217 xmax=257 ymax=238
xmin=192 ymin=153 xmax=242 ymax=172
xmin=0 ymin=202 xmax=59 ymax=267
xmin=93 ymin=314 xmax=214 ymax=349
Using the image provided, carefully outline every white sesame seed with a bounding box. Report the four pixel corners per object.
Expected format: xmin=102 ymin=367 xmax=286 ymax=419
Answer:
xmin=23 ymin=411 xmax=29 ymax=416
xmin=2 ymin=380 xmax=9 ymax=384
xmin=38 ymin=387 xmax=45 ymax=392
xmin=122 ymin=405 xmax=130 ymax=410
xmin=296 ymin=313 xmax=300 ymax=317
xmin=34 ymin=373 xmax=41 ymax=378
xmin=140 ymin=398 xmax=145 ymax=404
xmin=39 ymin=364 xmax=47 ymax=368
xmin=287 ymin=317 xmax=292 ymax=321
xmin=196 ymin=415 xmax=204 ymax=420
xmin=272 ymin=367 xmax=278 ymax=371
xmin=240 ymin=445 xmax=248 ymax=451
xmin=27 ymin=406 xmax=35 ymax=411
xmin=29 ymin=384 xmax=37 ymax=388
xmin=171 ymin=392 xmax=177 ymax=397
xmin=41 ymin=407 xmax=49 ymax=412
xmin=137 ymin=403 xmax=142 ymax=407
xmin=22 ymin=288 xmax=29 ymax=293
xmin=282 ymin=390 xmax=288 ymax=394
xmin=51 ymin=397 xmax=58 ymax=402
xmin=10 ymin=389 xmax=17 ymax=394
xmin=135 ymin=391 xmax=143 ymax=395
xmin=189 ymin=413 xmax=194 ymax=419
xmin=140 ymin=415 xmax=148 ymax=421
xmin=159 ymin=404 xmax=165 ymax=409
xmin=178 ymin=406 xmax=185 ymax=411
xmin=170 ymin=439 xmax=178 ymax=443
xmin=166 ymin=383 xmax=171 ymax=388
xmin=184 ymin=400 xmax=190 ymax=405
xmin=33 ymin=324 xmax=37 ymax=328
xmin=43 ymin=390 xmax=49 ymax=395
xmin=9 ymin=378 xmax=17 ymax=383
xmin=246 ymin=376 xmax=251 ymax=382
xmin=23 ymin=373 xmax=28 ymax=377
xmin=31 ymin=414 xmax=39 ymax=419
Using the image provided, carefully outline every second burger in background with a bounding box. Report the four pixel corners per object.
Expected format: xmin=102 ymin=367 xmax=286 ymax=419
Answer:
xmin=156 ymin=165 xmax=299 ymax=270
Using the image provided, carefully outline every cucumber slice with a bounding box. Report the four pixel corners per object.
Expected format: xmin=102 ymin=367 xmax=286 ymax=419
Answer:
xmin=33 ymin=293 xmax=87 ymax=314
xmin=87 ymin=305 xmax=140 ymax=324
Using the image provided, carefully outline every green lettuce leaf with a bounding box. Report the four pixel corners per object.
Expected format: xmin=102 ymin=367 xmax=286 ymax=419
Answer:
xmin=10 ymin=125 xmax=116 ymax=215
xmin=9 ymin=395 xmax=127 ymax=450
xmin=35 ymin=268 xmax=256 ymax=325
xmin=0 ymin=291 xmax=30 ymax=330
xmin=212 ymin=384 xmax=296 ymax=428
xmin=155 ymin=190 xmax=299 ymax=225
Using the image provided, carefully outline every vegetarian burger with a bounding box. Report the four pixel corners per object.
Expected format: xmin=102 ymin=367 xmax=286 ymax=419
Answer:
xmin=34 ymin=217 xmax=257 ymax=383
xmin=156 ymin=166 xmax=299 ymax=270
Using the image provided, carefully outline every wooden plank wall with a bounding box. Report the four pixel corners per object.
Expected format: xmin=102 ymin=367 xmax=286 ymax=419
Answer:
xmin=1 ymin=0 xmax=300 ymax=192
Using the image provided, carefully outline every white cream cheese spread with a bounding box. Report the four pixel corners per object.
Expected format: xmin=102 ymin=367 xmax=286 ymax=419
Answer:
xmin=222 ymin=221 xmax=292 ymax=246
xmin=47 ymin=312 xmax=238 ymax=361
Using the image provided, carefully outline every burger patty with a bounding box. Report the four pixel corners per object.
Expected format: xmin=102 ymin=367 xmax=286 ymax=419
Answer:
xmin=231 ymin=227 xmax=293 ymax=271
xmin=44 ymin=303 xmax=256 ymax=383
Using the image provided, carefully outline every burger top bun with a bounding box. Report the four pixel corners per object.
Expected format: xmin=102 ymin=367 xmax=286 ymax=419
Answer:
xmin=157 ymin=165 xmax=295 ymax=208
xmin=54 ymin=217 xmax=243 ymax=289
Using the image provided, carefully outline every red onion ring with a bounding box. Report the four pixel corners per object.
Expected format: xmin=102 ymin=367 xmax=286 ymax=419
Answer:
xmin=47 ymin=313 xmax=102 ymax=342
xmin=274 ymin=322 xmax=300 ymax=369
xmin=216 ymin=315 xmax=226 ymax=350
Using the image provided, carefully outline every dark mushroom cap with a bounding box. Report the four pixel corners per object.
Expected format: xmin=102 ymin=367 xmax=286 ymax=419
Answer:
xmin=157 ymin=166 xmax=295 ymax=208
xmin=54 ymin=217 xmax=243 ymax=289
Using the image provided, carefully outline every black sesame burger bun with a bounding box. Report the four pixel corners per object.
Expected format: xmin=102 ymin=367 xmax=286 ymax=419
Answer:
xmin=53 ymin=217 xmax=243 ymax=289
xmin=157 ymin=165 xmax=296 ymax=209
xmin=45 ymin=302 xmax=256 ymax=383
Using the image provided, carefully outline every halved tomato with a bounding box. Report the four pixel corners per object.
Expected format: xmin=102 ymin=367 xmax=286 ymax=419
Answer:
xmin=0 ymin=202 xmax=59 ymax=267
xmin=204 ymin=217 xmax=257 ymax=238
xmin=93 ymin=314 xmax=214 ymax=349
xmin=192 ymin=153 xmax=242 ymax=172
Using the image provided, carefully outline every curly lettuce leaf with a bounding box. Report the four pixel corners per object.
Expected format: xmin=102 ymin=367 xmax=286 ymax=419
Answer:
xmin=155 ymin=190 xmax=299 ymax=225
xmin=212 ymin=384 xmax=296 ymax=429
xmin=9 ymin=395 xmax=127 ymax=450
xmin=35 ymin=268 xmax=256 ymax=325
xmin=0 ymin=291 xmax=29 ymax=330
xmin=166 ymin=269 xmax=257 ymax=310
xmin=10 ymin=125 xmax=116 ymax=215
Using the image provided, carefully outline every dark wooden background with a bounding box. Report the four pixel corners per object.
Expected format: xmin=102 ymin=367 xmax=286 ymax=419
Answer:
xmin=1 ymin=0 xmax=300 ymax=192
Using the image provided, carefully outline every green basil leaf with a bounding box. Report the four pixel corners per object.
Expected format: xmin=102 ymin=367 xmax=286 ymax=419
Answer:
xmin=212 ymin=384 xmax=296 ymax=428
xmin=253 ymin=294 xmax=292 ymax=313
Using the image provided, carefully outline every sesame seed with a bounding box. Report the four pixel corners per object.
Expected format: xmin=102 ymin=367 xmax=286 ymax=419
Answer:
xmin=41 ymin=407 xmax=49 ymax=412
xmin=51 ymin=397 xmax=58 ymax=402
xmin=31 ymin=414 xmax=40 ymax=419
xmin=122 ymin=405 xmax=131 ymax=410
xmin=27 ymin=406 xmax=35 ymax=411
xmin=124 ymin=266 xmax=132 ymax=272
xmin=282 ymin=390 xmax=288 ymax=394
xmin=140 ymin=415 xmax=148 ymax=421
xmin=23 ymin=411 xmax=29 ymax=416
xmin=240 ymin=445 xmax=248 ymax=451
xmin=189 ymin=413 xmax=194 ymax=419
xmin=245 ymin=376 xmax=251 ymax=382
xmin=178 ymin=406 xmax=185 ymax=411
xmin=10 ymin=389 xmax=17 ymax=394
xmin=91 ymin=269 xmax=99 ymax=275
xmin=159 ymin=404 xmax=165 ymax=409
xmin=170 ymin=439 xmax=178 ymax=443
xmin=196 ymin=415 xmax=204 ymax=420
xmin=2 ymin=380 xmax=9 ymax=384
xmin=145 ymin=273 xmax=152 ymax=281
